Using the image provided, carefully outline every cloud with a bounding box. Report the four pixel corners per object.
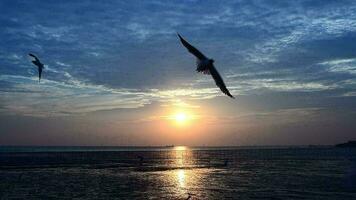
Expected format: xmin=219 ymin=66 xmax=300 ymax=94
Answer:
xmin=0 ymin=72 xmax=221 ymax=116
xmin=319 ymin=58 xmax=356 ymax=75
xmin=0 ymin=74 xmax=148 ymax=116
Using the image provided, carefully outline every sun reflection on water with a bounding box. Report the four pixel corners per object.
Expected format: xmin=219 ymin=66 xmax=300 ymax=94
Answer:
xmin=174 ymin=146 xmax=187 ymax=151
xmin=177 ymin=169 xmax=185 ymax=187
xmin=174 ymin=146 xmax=188 ymax=166
xmin=156 ymin=146 xmax=208 ymax=198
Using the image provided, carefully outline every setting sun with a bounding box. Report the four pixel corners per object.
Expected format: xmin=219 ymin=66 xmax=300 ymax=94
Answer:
xmin=175 ymin=113 xmax=187 ymax=123
xmin=167 ymin=111 xmax=195 ymax=126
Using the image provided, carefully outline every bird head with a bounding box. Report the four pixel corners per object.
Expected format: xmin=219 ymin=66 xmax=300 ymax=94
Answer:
xmin=209 ymin=59 xmax=215 ymax=64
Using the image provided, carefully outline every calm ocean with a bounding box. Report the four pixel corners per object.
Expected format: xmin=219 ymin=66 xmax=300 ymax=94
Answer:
xmin=1 ymin=146 xmax=355 ymax=199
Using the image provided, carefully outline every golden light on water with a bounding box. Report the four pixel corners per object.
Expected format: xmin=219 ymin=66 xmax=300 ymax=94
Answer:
xmin=175 ymin=147 xmax=187 ymax=187
xmin=177 ymin=169 xmax=186 ymax=187
xmin=174 ymin=146 xmax=187 ymax=151
xmin=155 ymin=146 xmax=209 ymax=198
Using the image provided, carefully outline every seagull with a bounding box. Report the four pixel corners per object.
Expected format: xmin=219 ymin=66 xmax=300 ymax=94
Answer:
xmin=28 ymin=53 xmax=44 ymax=82
xmin=177 ymin=33 xmax=234 ymax=98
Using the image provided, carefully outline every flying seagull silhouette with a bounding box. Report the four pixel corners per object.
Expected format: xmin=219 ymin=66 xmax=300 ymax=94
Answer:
xmin=28 ymin=53 xmax=44 ymax=82
xmin=177 ymin=33 xmax=234 ymax=98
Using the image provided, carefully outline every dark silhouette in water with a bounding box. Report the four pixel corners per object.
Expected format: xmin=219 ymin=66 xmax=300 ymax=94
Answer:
xmin=137 ymin=155 xmax=144 ymax=166
xmin=177 ymin=33 xmax=234 ymax=98
xmin=28 ymin=53 xmax=44 ymax=82
xmin=186 ymin=193 xmax=192 ymax=200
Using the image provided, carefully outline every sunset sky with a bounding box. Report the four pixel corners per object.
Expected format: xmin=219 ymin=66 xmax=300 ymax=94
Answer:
xmin=0 ymin=0 xmax=356 ymax=146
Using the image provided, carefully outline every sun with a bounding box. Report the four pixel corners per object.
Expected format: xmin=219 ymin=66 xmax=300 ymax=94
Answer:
xmin=175 ymin=112 xmax=187 ymax=123
xmin=168 ymin=110 xmax=195 ymax=126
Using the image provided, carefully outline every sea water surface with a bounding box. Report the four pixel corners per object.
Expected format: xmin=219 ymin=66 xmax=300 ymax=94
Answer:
xmin=0 ymin=146 xmax=355 ymax=199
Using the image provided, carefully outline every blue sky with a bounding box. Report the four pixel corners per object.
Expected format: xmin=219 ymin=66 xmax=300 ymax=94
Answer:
xmin=0 ymin=0 xmax=355 ymax=146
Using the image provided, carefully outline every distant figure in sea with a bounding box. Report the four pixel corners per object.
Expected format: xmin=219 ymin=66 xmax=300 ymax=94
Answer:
xmin=137 ymin=155 xmax=144 ymax=166
xmin=177 ymin=33 xmax=234 ymax=98
xmin=186 ymin=193 xmax=192 ymax=200
xmin=28 ymin=53 xmax=44 ymax=82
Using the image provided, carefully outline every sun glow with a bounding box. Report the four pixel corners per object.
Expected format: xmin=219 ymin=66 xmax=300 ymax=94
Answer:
xmin=166 ymin=103 xmax=199 ymax=126
xmin=175 ymin=113 xmax=187 ymax=123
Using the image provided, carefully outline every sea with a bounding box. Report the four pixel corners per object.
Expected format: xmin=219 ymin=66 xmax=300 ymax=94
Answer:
xmin=0 ymin=146 xmax=355 ymax=199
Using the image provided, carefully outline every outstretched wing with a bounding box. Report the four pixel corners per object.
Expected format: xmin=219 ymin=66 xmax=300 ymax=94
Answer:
xmin=29 ymin=53 xmax=40 ymax=62
xmin=29 ymin=53 xmax=44 ymax=69
xmin=177 ymin=33 xmax=207 ymax=60
xmin=209 ymin=64 xmax=234 ymax=98
xmin=29 ymin=53 xmax=44 ymax=82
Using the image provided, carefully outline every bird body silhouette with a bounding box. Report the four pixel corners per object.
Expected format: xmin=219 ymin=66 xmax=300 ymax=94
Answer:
xmin=177 ymin=33 xmax=234 ymax=98
xmin=29 ymin=53 xmax=44 ymax=82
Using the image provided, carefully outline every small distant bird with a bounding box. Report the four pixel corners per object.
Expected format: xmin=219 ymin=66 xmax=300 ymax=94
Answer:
xmin=29 ymin=53 xmax=44 ymax=82
xmin=177 ymin=33 xmax=234 ymax=98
